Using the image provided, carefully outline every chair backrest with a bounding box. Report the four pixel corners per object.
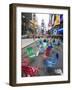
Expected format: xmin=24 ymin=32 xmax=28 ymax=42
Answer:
xmin=26 ymin=47 xmax=35 ymax=58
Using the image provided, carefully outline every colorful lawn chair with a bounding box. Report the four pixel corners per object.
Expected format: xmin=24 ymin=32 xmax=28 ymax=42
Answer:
xmin=39 ymin=45 xmax=45 ymax=54
xmin=26 ymin=47 xmax=36 ymax=58
xmin=43 ymin=52 xmax=59 ymax=68
xmin=43 ymin=39 xmax=47 ymax=48
xmin=22 ymin=57 xmax=30 ymax=66
xmin=45 ymin=47 xmax=52 ymax=57
xmin=44 ymin=57 xmax=57 ymax=68
xmin=22 ymin=65 xmax=39 ymax=77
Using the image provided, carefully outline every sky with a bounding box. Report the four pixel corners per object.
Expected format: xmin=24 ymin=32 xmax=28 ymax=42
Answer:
xmin=36 ymin=14 xmax=49 ymax=31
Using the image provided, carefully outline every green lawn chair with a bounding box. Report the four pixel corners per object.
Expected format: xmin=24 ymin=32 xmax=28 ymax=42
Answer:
xmin=26 ymin=47 xmax=36 ymax=58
